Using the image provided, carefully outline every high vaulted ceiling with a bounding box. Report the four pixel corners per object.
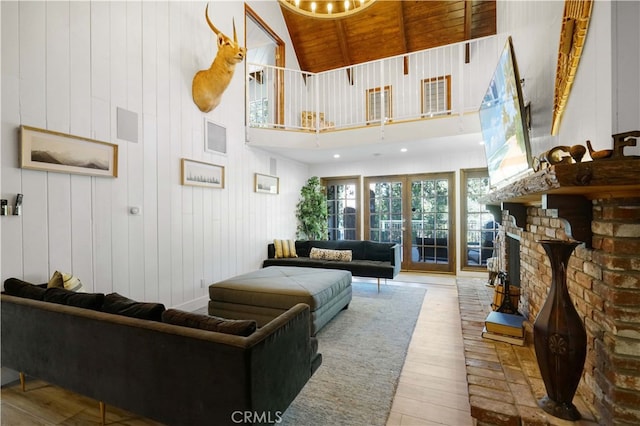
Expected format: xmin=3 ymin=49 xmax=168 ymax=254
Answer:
xmin=280 ymin=0 xmax=497 ymax=74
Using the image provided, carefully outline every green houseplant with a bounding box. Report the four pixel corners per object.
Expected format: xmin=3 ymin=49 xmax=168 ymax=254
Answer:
xmin=296 ymin=176 xmax=328 ymax=240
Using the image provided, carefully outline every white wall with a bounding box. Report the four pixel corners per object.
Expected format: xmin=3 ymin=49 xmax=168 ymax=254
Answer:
xmin=496 ymin=0 xmax=563 ymax=156
xmin=500 ymin=0 xmax=638 ymax=157
xmin=612 ymin=1 xmax=640 ymax=142
xmin=0 ymin=1 xmax=308 ymax=309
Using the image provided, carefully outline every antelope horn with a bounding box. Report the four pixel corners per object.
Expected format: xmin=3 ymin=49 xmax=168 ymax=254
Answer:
xmin=205 ymin=4 xmax=221 ymax=35
xmin=233 ymin=18 xmax=237 ymax=43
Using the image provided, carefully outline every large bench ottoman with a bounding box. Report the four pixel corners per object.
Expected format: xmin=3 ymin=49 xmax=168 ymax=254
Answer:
xmin=208 ymin=266 xmax=352 ymax=335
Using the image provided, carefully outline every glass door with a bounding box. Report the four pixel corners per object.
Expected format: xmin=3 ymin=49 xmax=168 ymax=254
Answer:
xmin=365 ymin=177 xmax=404 ymax=250
xmin=364 ymin=173 xmax=455 ymax=272
xmin=407 ymin=173 xmax=456 ymax=273
xmin=324 ymin=178 xmax=359 ymax=240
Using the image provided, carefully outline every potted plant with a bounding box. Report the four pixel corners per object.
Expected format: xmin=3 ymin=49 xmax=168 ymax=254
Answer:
xmin=296 ymin=176 xmax=328 ymax=240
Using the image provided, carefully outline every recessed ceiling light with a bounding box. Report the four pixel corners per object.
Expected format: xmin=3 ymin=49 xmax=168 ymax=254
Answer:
xmin=400 ymin=148 xmax=408 ymax=153
xmin=333 ymin=154 xmax=340 ymax=158
xmin=479 ymin=140 xmax=485 ymax=145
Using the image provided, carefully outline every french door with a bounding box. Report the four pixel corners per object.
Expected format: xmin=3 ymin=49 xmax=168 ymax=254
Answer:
xmin=364 ymin=173 xmax=455 ymax=273
xmin=324 ymin=177 xmax=360 ymax=240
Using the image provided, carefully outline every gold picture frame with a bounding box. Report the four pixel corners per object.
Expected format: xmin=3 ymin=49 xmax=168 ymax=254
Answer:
xmin=551 ymin=0 xmax=593 ymax=135
xmin=20 ymin=125 xmax=118 ymax=178
xmin=254 ymin=173 xmax=279 ymax=194
xmin=181 ymin=159 xmax=224 ymax=189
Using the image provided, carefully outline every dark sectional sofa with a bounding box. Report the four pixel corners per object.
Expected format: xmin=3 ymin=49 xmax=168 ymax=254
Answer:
xmin=263 ymin=240 xmax=401 ymax=289
xmin=2 ymin=278 xmax=321 ymax=426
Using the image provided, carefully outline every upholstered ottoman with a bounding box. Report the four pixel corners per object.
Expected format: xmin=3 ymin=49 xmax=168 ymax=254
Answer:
xmin=208 ymin=266 xmax=352 ymax=335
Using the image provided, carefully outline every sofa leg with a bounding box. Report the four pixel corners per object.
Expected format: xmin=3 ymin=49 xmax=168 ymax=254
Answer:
xmin=99 ymin=401 xmax=106 ymax=425
xmin=377 ymin=278 xmax=380 ymax=293
xmin=19 ymin=372 xmax=25 ymax=392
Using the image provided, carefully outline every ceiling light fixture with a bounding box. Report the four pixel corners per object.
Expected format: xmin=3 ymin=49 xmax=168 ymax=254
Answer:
xmin=333 ymin=154 xmax=340 ymax=158
xmin=279 ymin=0 xmax=377 ymax=19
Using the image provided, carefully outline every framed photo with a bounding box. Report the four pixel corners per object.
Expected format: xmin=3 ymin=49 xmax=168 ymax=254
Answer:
xmin=255 ymin=173 xmax=279 ymax=194
xmin=204 ymin=118 xmax=227 ymax=154
xmin=181 ymin=159 xmax=224 ymax=189
xmin=20 ymin=125 xmax=118 ymax=178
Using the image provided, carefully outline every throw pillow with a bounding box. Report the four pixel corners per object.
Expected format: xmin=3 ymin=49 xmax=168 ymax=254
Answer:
xmin=274 ymin=239 xmax=298 ymax=259
xmin=309 ymin=247 xmax=353 ymax=262
xmin=102 ymin=292 xmax=166 ymax=322
xmin=162 ymin=309 xmax=257 ymax=337
xmin=43 ymin=287 xmax=105 ymax=310
xmin=3 ymin=278 xmax=47 ymax=301
xmin=47 ymin=270 xmax=85 ymax=292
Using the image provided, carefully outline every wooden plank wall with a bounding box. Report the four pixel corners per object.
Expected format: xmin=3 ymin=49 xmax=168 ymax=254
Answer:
xmin=0 ymin=1 xmax=307 ymax=308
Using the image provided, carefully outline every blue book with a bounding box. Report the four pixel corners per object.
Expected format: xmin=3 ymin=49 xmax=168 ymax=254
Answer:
xmin=485 ymin=311 xmax=525 ymax=337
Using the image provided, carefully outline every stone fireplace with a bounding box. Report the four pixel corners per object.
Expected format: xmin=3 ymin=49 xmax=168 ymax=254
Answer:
xmin=484 ymin=158 xmax=640 ymax=425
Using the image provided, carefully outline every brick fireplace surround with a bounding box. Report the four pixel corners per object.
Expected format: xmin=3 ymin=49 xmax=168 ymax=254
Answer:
xmin=472 ymin=157 xmax=640 ymax=425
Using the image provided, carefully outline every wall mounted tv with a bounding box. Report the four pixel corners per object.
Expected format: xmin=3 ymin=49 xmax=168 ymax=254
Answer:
xmin=479 ymin=36 xmax=532 ymax=188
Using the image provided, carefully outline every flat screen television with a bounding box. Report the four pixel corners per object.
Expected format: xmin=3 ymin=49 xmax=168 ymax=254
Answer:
xmin=479 ymin=37 xmax=532 ymax=188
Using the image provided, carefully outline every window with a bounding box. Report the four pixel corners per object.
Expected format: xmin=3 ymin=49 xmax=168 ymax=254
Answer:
xmin=421 ymin=75 xmax=451 ymax=117
xmin=461 ymin=168 xmax=497 ymax=269
xmin=249 ymin=98 xmax=269 ymax=126
xmin=324 ymin=177 xmax=359 ymax=240
xmin=366 ymin=86 xmax=392 ymax=123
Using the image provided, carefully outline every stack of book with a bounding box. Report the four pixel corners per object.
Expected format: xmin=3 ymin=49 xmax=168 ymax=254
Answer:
xmin=482 ymin=311 xmax=526 ymax=346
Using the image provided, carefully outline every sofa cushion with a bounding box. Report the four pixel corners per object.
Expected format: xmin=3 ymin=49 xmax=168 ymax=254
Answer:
xmin=3 ymin=278 xmax=47 ymax=301
xmin=43 ymin=287 xmax=104 ymax=310
xmin=162 ymin=309 xmax=257 ymax=336
xmin=47 ymin=270 xmax=85 ymax=292
xmin=310 ymin=247 xmax=352 ymax=262
xmin=102 ymin=292 xmax=165 ymax=322
xmin=364 ymin=241 xmax=394 ymax=261
xmin=294 ymin=240 xmax=312 ymax=257
xmin=274 ymin=239 xmax=298 ymax=258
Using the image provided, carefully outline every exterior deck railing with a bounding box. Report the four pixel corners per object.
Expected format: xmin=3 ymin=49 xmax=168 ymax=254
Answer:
xmin=247 ymin=34 xmax=507 ymax=132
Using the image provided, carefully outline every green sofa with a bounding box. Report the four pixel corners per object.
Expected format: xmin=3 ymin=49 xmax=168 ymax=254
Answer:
xmin=263 ymin=240 xmax=401 ymax=291
xmin=1 ymin=280 xmax=321 ymax=425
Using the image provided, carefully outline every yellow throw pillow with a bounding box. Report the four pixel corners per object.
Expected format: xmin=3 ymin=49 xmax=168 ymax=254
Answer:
xmin=286 ymin=240 xmax=298 ymax=258
xmin=47 ymin=270 xmax=85 ymax=292
xmin=274 ymin=239 xmax=284 ymax=258
xmin=274 ymin=239 xmax=297 ymax=259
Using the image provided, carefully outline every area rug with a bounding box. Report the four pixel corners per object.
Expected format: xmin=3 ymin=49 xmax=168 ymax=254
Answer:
xmin=280 ymin=280 xmax=426 ymax=426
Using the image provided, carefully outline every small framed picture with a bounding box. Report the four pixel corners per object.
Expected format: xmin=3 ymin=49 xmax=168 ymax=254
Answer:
xmin=255 ymin=173 xmax=279 ymax=194
xmin=20 ymin=125 xmax=118 ymax=178
xmin=204 ymin=119 xmax=227 ymax=154
xmin=181 ymin=159 xmax=224 ymax=189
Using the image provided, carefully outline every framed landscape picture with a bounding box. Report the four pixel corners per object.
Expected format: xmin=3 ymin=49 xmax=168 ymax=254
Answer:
xmin=20 ymin=125 xmax=118 ymax=178
xmin=181 ymin=159 xmax=224 ymax=189
xmin=255 ymin=173 xmax=279 ymax=194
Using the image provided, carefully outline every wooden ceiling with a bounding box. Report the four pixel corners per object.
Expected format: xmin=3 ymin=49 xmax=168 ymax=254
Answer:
xmin=280 ymin=0 xmax=497 ymax=73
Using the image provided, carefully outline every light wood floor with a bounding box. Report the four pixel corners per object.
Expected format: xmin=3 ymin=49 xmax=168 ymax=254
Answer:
xmin=1 ymin=273 xmax=474 ymax=426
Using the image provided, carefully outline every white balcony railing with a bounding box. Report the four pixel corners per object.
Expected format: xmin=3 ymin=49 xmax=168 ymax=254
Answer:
xmin=247 ymin=34 xmax=507 ymax=132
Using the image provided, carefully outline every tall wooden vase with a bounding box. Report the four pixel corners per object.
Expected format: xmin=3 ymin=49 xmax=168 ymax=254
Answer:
xmin=533 ymin=240 xmax=587 ymax=421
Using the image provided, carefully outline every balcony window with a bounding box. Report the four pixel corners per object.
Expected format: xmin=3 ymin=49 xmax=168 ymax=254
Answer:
xmin=421 ymin=75 xmax=451 ymax=117
xmin=366 ymin=86 xmax=392 ymax=123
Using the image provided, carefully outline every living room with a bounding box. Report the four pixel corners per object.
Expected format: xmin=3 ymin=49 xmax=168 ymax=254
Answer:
xmin=2 ymin=0 xmax=639 ymax=425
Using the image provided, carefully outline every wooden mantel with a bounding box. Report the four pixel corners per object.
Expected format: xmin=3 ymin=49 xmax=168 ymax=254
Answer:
xmin=484 ymin=158 xmax=640 ymax=205
xmin=483 ymin=158 xmax=640 ymax=248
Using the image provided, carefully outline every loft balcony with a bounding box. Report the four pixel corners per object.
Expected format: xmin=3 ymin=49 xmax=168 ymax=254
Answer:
xmin=245 ymin=34 xmax=508 ymax=163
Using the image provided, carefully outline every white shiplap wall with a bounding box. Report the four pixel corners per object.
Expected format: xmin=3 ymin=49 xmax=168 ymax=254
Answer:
xmin=1 ymin=1 xmax=308 ymax=308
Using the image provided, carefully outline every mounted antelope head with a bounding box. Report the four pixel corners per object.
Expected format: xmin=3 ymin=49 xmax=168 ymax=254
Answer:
xmin=192 ymin=5 xmax=246 ymax=113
